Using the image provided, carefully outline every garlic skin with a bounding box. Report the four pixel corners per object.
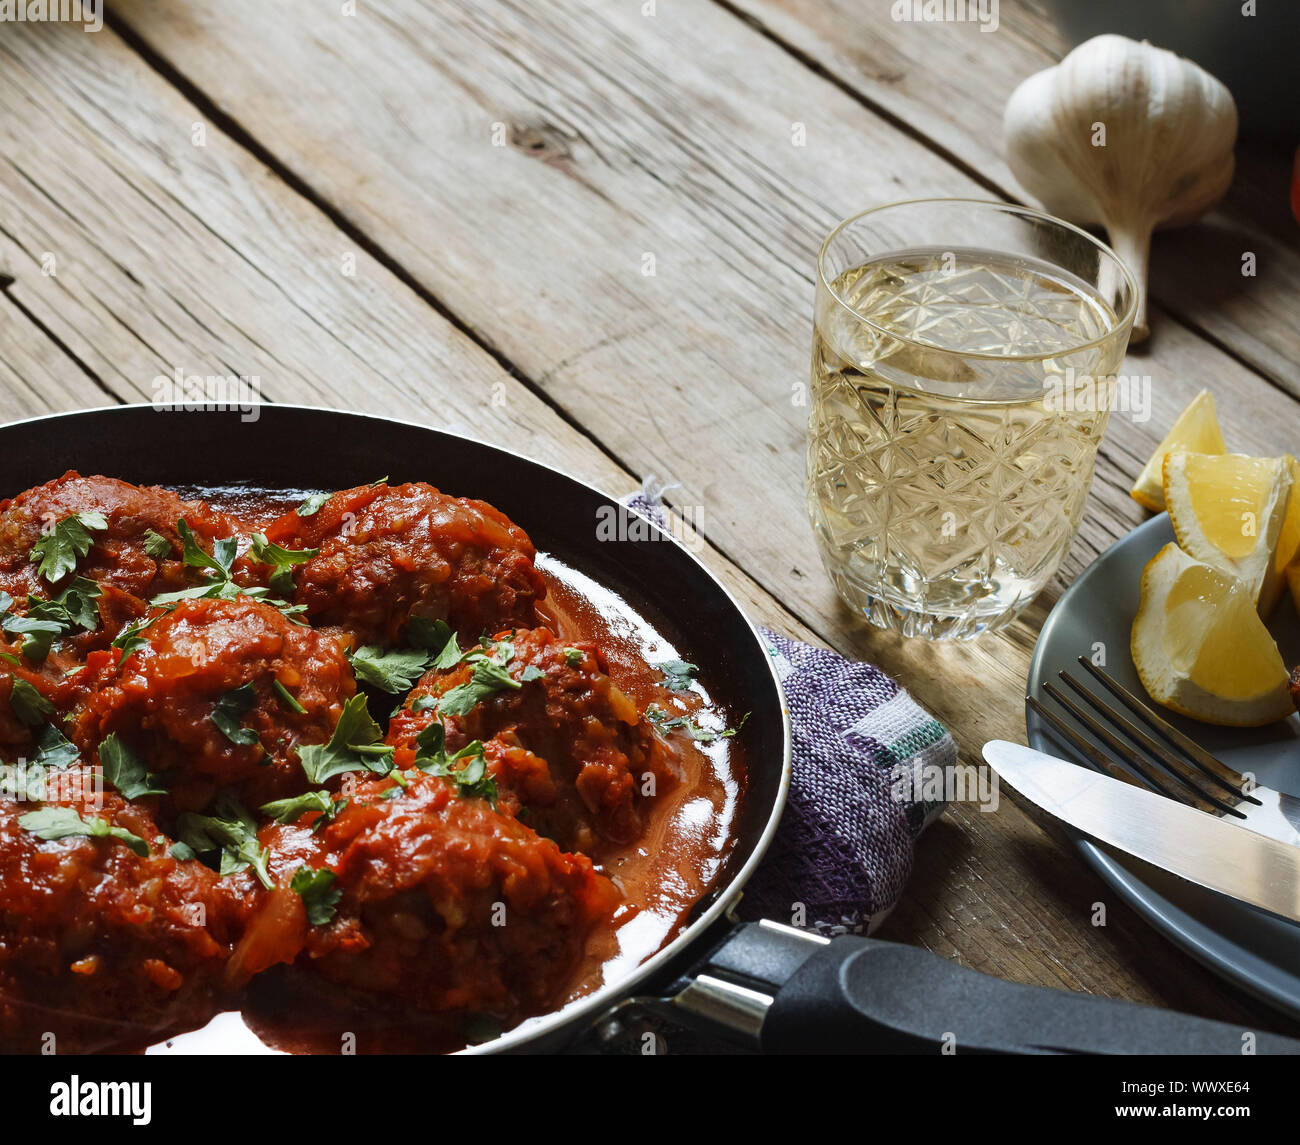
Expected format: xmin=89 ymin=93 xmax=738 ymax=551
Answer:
xmin=1003 ymin=34 xmax=1237 ymax=343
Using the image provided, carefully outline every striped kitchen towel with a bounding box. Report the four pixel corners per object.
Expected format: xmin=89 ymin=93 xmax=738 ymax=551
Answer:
xmin=625 ymin=481 xmax=956 ymax=935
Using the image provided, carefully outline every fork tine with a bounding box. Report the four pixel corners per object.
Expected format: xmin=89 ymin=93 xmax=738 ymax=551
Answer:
xmin=1034 ymin=685 xmax=1189 ymax=803
xmin=1075 ymin=656 xmax=1261 ymax=804
xmin=1026 ymin=696 xmax=1151 ymax=789
xmin=1057 ymin=670 xmax=1247 ymax=818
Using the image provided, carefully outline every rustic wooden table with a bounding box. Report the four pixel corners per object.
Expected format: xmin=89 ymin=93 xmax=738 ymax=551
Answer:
xmin=2 ymin=0 xmax=1298 ymax=1044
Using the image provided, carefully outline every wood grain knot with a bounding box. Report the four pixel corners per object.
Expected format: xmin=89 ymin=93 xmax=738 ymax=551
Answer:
xmin=506 ymin=120 xmax=573 ymax=163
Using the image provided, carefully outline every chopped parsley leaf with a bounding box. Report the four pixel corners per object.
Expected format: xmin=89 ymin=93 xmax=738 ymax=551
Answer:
xmin=562 ymin=647 xmax=583 ymax=668
xmin=4 ymin=577 xmax=103 ymax=660
xmin=175 ymin=794 xmax=272 ymax=888
xmin=150 ymin=521 xmax=303 ymax=623
xmin=142 ymin=529 xmax=173 ymax=559
xmin=19 ymin=806 xmax=148 ymax=857
xmin=7 ymin=677 xmax=53 ymax=725
xmin=646 ymin=704 xmax=749 ymax=744
xmin=210 ymin=684 xmax=261 ymax=747
xmin=413 ymin=720 xmax=497 ymax=806
xmin=297 ymin=694 xmax=394 ymax=784
xmin=99 ymin=733 xmax=166 ymax=799
xmin=260 ymin=789 xmax=336 ymax=825
xmin=407 ymin=618 xmax=467 ymax=671
xmin=291 ymin=865 xmax=342 ymax=926
xmin=247 ymin=534 xmax=318 ymax=595
xmin=249 ymin=533 xmax=318 ymax=568
xmin=656 ymin=659 xmax=699 ymax=691
xmin=30 ymin=511 xmax=107 ymax=583
xmin=435 ymin=641 xmax=522 ymax=718
xmin=295 ymin=492 xmax=331 ymax=518
xmin=112 ymin=615 xmax=158 ymax=660
xmin=348 ymin=644 xmax=433 ymax=693
xmin=272 ymin=678 xmax=307 ymax=714
xmin=33 ymin=723 xmax=79 ymax=769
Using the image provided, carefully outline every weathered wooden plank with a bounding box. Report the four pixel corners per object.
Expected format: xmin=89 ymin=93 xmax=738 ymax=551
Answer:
xmin=728 ymin=0 xmax=1300 ymax=393
xmin=95 ymin=0 xmax=1300 ymax=1024
xmin=0 ymin=295 xmax=118 ymax=417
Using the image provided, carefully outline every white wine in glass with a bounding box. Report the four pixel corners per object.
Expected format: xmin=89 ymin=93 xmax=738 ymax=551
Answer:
xmin=807 ymin=202 xmax=1137 ymax=640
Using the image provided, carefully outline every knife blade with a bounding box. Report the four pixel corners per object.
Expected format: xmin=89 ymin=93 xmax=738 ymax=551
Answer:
xmin=982 ymin=739 xmax=1300 ymax=925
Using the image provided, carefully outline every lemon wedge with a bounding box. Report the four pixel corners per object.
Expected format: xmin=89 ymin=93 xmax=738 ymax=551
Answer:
xmin=1259 ymin=454 xmax=1300 ymax=616
xmin=1132 ymin=543 xmax=1292 ymax=726
xmin=1131 ymin=389 xmax=1225 ymax=512
xmin=1163 ymin=450 xmax=1292 ymax=603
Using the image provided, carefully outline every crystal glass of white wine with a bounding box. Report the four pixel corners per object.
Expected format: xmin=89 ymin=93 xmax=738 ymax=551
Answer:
xmin=808 ymin=199 xmax=1138 ymax=640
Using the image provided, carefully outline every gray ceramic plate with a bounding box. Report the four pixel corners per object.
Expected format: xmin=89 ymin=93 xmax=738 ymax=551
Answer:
xmin=1026 ymin=514 xmax=1300 ymax=1017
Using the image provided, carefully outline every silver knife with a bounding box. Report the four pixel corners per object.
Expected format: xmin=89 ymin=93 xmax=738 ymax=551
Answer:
xmin=983 ymin=740 xmax=1300 ymax=925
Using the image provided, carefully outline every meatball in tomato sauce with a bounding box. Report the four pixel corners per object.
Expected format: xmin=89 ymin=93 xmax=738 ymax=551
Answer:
xmin=263 ymin=770 xmax=617 ymax=1021
xmin=0 ymin=781 xmax=262 ymax=1052
xmin=0 ymin=471 xmax=237 ymax=653
xmin=255 ymin=482 xmax=545 ymax=647
xmin=69 ymin=597 xmax=354 ymax=815
xmin=389 ymin=627 xmax=680 ymax=852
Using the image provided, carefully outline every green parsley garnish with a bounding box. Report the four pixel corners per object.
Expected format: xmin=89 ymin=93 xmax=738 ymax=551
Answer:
xmin=150 ymin=521 xmax=306 ymax=622
xmin=413 ymin=720 xmax=497 ymax=806
xmin=175 ymin=794 xmax=272 ymax=888
xmin=1 ymin=577 xmax=102 ymax=660
xmin=111 ymin=615 xmax=158 ymax=660
xmin=656 ymin=659 xmax=699 ymax=691
xmin=646 ymin=704 xmax=749 ymax=744
xmin=247 ymin=533 xmax=318 ymax=594
xmin=98 ymin=733 xmax=166 ymax=799
xmin=210 ymin=684 xmax=261 ymax=747
xmin=348 ymin=644 xmax=434 ymax=693
xmin=30 ymin=511 xmax=107 ymax=583
xmin=434 ymin=638 xmax=527 ymax=718
xmin=33 ymin=723 xmax=79 ymax=769
xmin=297 ymin=694 xmax=394 ymax=784
xmin=295 ymin=492 xmax=331 ymax=518
xmin=260 ymin=789 xmax=336 ymax=824
xmin=142 ymin=529 xmax=173 ymax=559
xmin=19 ymin=806 xmax=148 ymax=857
xmin=562 ymin=647 xmax=584 ymax=668
xmin=406 ymin=618 xmax=467 ymax=669
xmin=272 ymin=678 xmax=307 ymax=714
xmin=7 ymin=677 xmax=53 ymax=725
xmin=291 ymin=865 xmax=342 ymax=926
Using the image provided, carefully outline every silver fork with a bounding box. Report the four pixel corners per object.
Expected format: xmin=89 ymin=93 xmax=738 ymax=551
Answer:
xmin=1029 ymin=656 xmax=1300 ymax=848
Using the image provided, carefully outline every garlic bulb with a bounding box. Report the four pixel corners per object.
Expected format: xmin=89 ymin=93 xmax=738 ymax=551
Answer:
xmin=1003 ymin=34 xmax=1237 ymax=343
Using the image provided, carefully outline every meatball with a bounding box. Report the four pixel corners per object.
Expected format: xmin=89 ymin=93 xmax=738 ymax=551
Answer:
xmin=0 ymin=472 xmax=238 ymax=653
xmin=263 ymin=769 xmax=617 ymax=1023
xmin=388 ymin=627 xmax=679 ymax=851
xmin=0 ymin=777 xmax=262 ymax=1052
xmin=68 ymin=597 xmax=355 ymax=815
xmin=254 ymin=482 xmax=544 ymax=647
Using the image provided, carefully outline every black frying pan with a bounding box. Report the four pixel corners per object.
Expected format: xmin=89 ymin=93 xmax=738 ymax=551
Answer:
xmin=2 ymin=404 xmax=1295 ymax=1055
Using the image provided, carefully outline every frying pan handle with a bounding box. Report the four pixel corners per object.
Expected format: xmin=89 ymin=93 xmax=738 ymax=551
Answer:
xmin=659 ymin=921 xmax=1300 ymax=1054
